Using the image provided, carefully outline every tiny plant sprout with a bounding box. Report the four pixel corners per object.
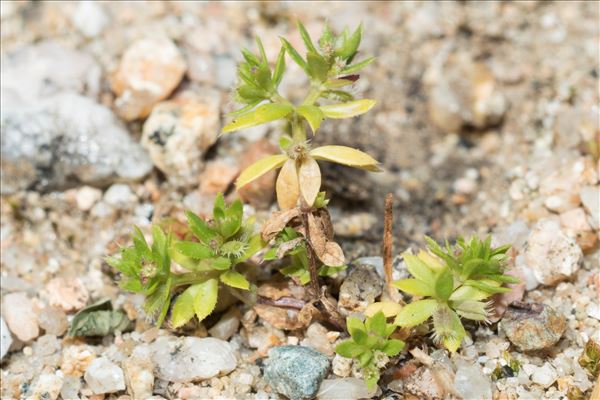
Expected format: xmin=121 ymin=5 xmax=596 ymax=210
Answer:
xmin=222 ymin=20 xmax=381 ymax=210
xmin=106 ymin=193 xmax=262 ymax=328
xmin=335 ymin=311 xmax=405 ymax=389
xmin=393 ymin=235 xmax=518 ymax=352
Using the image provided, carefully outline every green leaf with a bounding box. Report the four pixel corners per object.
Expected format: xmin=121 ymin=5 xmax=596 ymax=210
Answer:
xmin=220 ymin=270 xmax=250 ymax=290
xmin=68 ymin=299 xmax=132 ymax=337
xmin=465 ymin=279 xmax=511 ymax=294
xmin=309 ymin=145 xmax=381 ymax=172
xmin=394 ymin=299 xmax=439 ymax=327
xmin=227 ymin=101 xmax=262 ymax=118
xmin=236 ymin=154 xmax=288 ymax=188
xmin=365 ymin=372 xmax=379 ymax=390
xmin=336 ymin=23 xmax=362 ymax=60
xmin=321 ymin=90 xmax=354 ymax=102
xmin=234 ymin=234 xmax=264 ymax=263
xmin=222 ymin=103 xmax=293 ymax=134
xmin=320 ymin=99 xmax=376 ymax=119
xmin=219 ymin=200 xmax=243 ymax=239
xmin=325 ymin=79 xmax=356 ymax=89
xmin=335 ymin=340 xmax=366 ymax=358
xmin=358 ymin=349 xmax=373 ymax=367
xmin=307 ymin=51 xmax=329 ymax=82
xmin=210 ymin=257 xmax=232 ymax=270
xmin=365 ymin=311 xmax=386 ymax=337
xmin=434 ymin=268 xmax=454 ymax=301
xmin=185 ymin=211 xmax=217 ymax=244
xmin=341 ymin=57 xmax=375 ymax=74
xmin=482 ymin=274 xmax=521 ymax=284
xmin=255 ymin=36 xmax=268 ymax=64
xmin=393 ymin=278 xmax=433 ymax=297
xmin=171 ymin=284 xmax=200 ymax=328
xmin=347 ymin=317 xmax=367 ymax=344
xmin=193 ymin=278 xmax=219 ymax=323
xmin=297 ymin=20 xmax=319 ymax=54
xmin=241 ymin=48 xmax=261 ymax=66
xmin=452 ymin=300 xmax=490 ymax=321
xmin=381 ymin=339 xmax=405 ymax=356
xmin=280 ymin=37 xmax=308 ymax=72
xmin=174 ymin=241 xmax=214 ymax=260
xmin=318 ymin=23 xmax=335 ymax=51
xmin=296 ymin=105 xmax=325 ymax=134
xmin=449 ymin=285 xmax=489 ymax=302
xmin=403 ymin=253 xmax=434 ymax=283
xmin=462 ymin=258 xmax=487 ymax=280
xmin=272 ymin=46 xmax=286 ymax=87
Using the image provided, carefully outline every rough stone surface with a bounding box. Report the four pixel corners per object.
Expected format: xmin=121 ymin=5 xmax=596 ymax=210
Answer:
xmin=264 ymin=346 xmax=330 ymax=400
xmin=141 ymin=91 xmax=220 ymax=186
xmin=29 ymin=373 xmax=63 ymax=400
xmin=44 ymin=277 xmax=89 ymax=312
xmin=37 ymin=306 xmax=69 ymax=336
xmin=84 ymin=357 xmax=126 ymax=394
xmin=501 ymin=302 xmax=566 ymax=352
xmin=110 ymin=37 xmax=187 ymax=120
xmin=2 ymin=292 xmax=39 ymax=341
xmin=525 ymin=218 xmax=583 ymax=285
xmin=530 ymin=362 xmax=558 ymax=388
xmin=208 ymin=308 xmax=240 ymax=341
xmin=149 ymin=336 xmax=237 ymax=382
xmin=338 ymin=264 xmax=383 ymax=313
xmin=123 ymin=354 xmax=154 ymax=399
xmin=1 ymin=317 xmax=12 ymax=360
xmin=453 ymin=363 xmax=493 ymax=400
xmin=1 ymin=92 xmax=153 ymax=193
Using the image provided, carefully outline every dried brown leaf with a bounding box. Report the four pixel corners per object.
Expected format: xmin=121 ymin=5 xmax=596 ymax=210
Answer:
xmin=261 ymin=208 xmax=301 ymax=242
xmin=276 ymin=237 xmax=304 ymax=259
xmin=307 ymin=212 xmax=327 ymax=256
xmin=298 ymin=157 xmax=321 ymax=207
xmin=313 ymin=208 xmax=334 ymax=240
xmin=276 ymin=159 xmax=300 ymax=210
xmin=320 ymin=241 xmax=345 ymax=266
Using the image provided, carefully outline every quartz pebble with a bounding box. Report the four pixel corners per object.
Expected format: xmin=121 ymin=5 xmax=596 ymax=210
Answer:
xmin=2 ymin=292 xmax=39 ymax=341
xmin=75 ymin=186 xmax=103 ymax=211
xmin=44 ymin=277 xmax=89 ymax=312
xmin=141 ymin=91 xmax=220 ymax=186
xmin=84 ymin=357 xmax=126 ymax=394
xmin=71 ymin=1 xmax=109 ymax=38
xmin=208 ymin=308 xmax=240 ymax=341
xmin=123 ymin=354 xmax=154 ymax=399
xmin=264 ymin=346 xmax=330 ymax=400
xmin=30 ymin=373 xmax=63 ymax=400
xmin=453 ymin=363 xmax=493 ymax=400
xmin=317 ymin=378 xmax=377 ymax=399
xmin=530 ymin=362 xmax=558 ymax=388
xmin=525 ymin=218 xmax=582 ymax=285
xmin=332 ymin=354 xmax=353 ymax=378
xmin=1 ymin=317 xmax=13 ymax=360
xmin=149 ymin=336 xmax=237 ymax=382
xmin=580 ymin=185 xmax=599 ymax=229
xmin=501 ymin=302 xmax=566 ymax=352
xmin=301 ymin=322 xmax=334 ymax=356
xmin=110 ymin=37 xmax=187 ymax=121
xmin=104 ymin=184 xmax=137 ymax=207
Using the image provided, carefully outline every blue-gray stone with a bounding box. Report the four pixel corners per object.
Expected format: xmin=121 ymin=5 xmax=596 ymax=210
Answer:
xmin=264 ymin=345 xmax=330 ymax=400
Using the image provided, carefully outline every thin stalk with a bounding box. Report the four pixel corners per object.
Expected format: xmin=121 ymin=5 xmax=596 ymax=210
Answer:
xmin=171 ymin=271 xmax=217 ymax=288
xmin=300 ymin=211 xmax=320 ymax=298
xmin=382 ymin=193 xmax=402 ymax=303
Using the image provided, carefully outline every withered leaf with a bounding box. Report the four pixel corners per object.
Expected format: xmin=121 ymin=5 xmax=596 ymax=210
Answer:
xmin=298 ymin=158 xmax=321 ymax=207
xmin=307 ymin=212 xmax=327 ymax=256
xmin=68 ymin=298 xmax=132 ymax=337
xmin=261 ymin=208 xmax=301 ymax=242
xmin=320 ymin=241 xmax=345 ymax=267
xmin=313 ymin=208 xmax=334 ymax=240
xmin=276 ymin=159 xmax=300 ymax=210
xmin=276 ymin=237 xmax=304 ymax=259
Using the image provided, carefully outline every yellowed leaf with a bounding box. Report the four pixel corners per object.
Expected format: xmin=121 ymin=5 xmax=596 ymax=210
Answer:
xmin=276 ymin=159 xmax=300 ymax=210
xmin=309 ymin=145 xmax=382 ymax=172
xmin=261 ymin=208 xmax=301 ymax=242
xmin=236 ymin=154 xmax=288 ymax=189
xmin=298 ymin=158 xmax=321 ymax=207
xmin=320 ymin=241 xmax=345 ymax=267
xmin=365 ymin=301 xmax=403 ymax=318
xmin=319 ymin=99 xmax=376 ymax=119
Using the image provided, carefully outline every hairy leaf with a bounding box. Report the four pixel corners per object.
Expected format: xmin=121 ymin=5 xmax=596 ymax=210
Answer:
xmin=393 ymin=278 xmax=433 ymax=297
xmin=193 ymin=278 xmax=219 ymax=322
xmin=336 ymin=340 xmax=366 ymax=358
xmin=381 ymin=339 xmax=405 ymax=357
xmin=174 ymin=241 xmax=214 ymax=260
xmin=220 ymin=270 xmax=251 ymax=290
xmin=394 ymin=299 xmax=438 ymax=327
xmin=222 ymin=103 xmax=293 ymax=134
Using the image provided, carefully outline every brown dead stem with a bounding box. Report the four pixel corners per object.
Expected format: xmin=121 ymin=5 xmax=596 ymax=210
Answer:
xmin=382 ymin=193 xmax=402 ymax=303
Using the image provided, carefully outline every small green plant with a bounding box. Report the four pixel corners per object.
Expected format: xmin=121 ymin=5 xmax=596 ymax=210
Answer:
xmin=107 ymin=194 xmax=262 ymax=328
xmin=393 ymin=235 xmax=517 ymax=352
xmin=335 ymin=311 xmax=405 ymax=389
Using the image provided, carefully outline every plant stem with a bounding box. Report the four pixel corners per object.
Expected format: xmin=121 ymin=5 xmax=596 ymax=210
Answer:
xmin=291 ymin=115 xmax=306 ymax=142
xmin=300 ymin=211 xmax=320 ymax=298
xmin=382 ymin=193 xmax=402 ymax=303
xmin=171 ymin=271 xmax=217 ymax=288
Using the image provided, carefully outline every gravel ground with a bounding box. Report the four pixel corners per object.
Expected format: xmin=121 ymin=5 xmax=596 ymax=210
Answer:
xmin=1 ymin=2 xmax=599 ymax=399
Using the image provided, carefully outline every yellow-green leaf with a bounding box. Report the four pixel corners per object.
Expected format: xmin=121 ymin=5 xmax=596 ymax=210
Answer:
xmin=296 ymin=105 xmax=325 ymax=134
xmin=394 ymin=299 xmax=438 ymax=327
xmin=276 ymin=159 xmax=300 ymax=210
xmin=298 ymin=157 xmax=321 ymax=207
xmin=193 ymin=278 xmax=218 ymax=323
xmin=171 ymin=284 xmax=200 ymax=328
xmin=222 ymin=103 xmax=293 ymax=134
xmin=310 ymin=145 xmax=381 ymax=172
xmin=220 ymin=270 xmax=250 ymax=290
xmin=365 ymin=301 xmax=403 ymax=318
xmin=236 ymin=154 xmax=288 ymax=189
xmin=393 ymin=278 xmax=433 ymax=297
xmin=319 ymin=99 xmax=375 ymax=119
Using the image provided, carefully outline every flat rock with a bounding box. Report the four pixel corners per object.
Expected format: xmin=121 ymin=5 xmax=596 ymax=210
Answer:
xmin=264 ymin=346 xmax=330 ymax=400
xmin=1 ymin=92 xmax=153 ymax=193
xmin=84 ymin=357 xmax=126 ymax=394
xmin=338 ymin=264 xmax=383 ymax=314
xmin=501 ymin=302 xmax=566 ymax=352
xmin=2 ymin=292 xmax=39 ymax=341
xmin=525 ymin=218 xmax=582 ymax=285
xmin=149 ymin=336 xmax=237 ymax=382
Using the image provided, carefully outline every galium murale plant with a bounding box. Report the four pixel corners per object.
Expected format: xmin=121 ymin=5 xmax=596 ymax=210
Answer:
xmin=107 ymin=194 xmax=262 ymax=328
xmin=393 ymin=235 xmax=517 ymax=352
